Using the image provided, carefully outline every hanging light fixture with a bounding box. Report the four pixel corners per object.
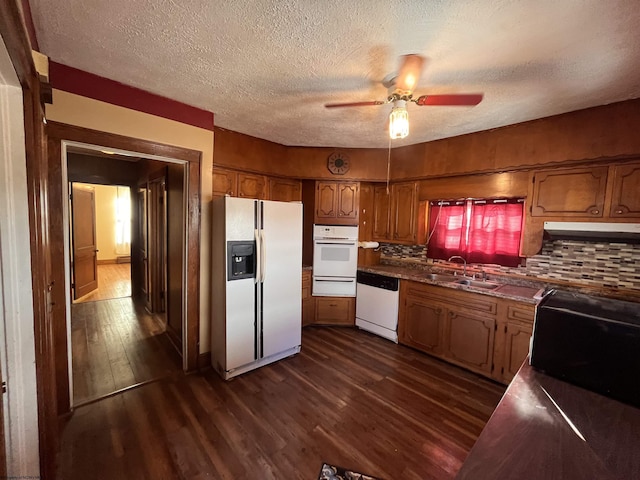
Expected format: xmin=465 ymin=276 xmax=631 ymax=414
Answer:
xmin=389 ymin=99 xmax=409 ymax=139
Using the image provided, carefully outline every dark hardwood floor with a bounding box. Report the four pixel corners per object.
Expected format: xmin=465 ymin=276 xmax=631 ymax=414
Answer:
xmin=58 ymin=327 xmax=505 ymax=479
xmin=71 ymin=296 xmax=181 ymax=405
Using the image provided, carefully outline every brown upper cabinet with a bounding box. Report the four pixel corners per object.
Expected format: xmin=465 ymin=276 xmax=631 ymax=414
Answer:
xmin=610 ymin=161 xmax=640 ymax=217
xmin=530 ymin=166 xmax=609 ymax=217
xmin=212 ymin=167 xmax=237 ymax=197
xmin=372 ymin=181 xmax=425 ymax=244
xmin=530 ymin=161 xmax=640 ymax=220
xmin=268 ymin=177 xmax=302 ymax=202
xmin=372 ymin=185 xmax=391 ymax=240
xmin=314 ymin=181 xmax=359 ymax=225
xmin=213 ymin=166 xmax=301 ymax=202
xmin=237 ymin=172 xmax=267 ymax=199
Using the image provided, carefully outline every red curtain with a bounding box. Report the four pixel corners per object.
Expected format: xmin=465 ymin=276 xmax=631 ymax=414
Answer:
xmin=427 ymin=202 xmax=467 ymax=260
xmin=466 ymin=201 xmax=523 ymax=267
xmin=428 ymin=200 xmax=523 ymax=267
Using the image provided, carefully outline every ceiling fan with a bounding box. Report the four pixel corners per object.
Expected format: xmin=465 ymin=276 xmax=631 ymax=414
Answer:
xmin=325 ymin=54 xmax=483 ymax=139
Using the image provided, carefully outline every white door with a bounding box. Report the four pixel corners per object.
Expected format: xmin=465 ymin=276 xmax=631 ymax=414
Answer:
xmin=225 ymin=197 xmax=258 ymax=370
xmin=261 ymin=200 xmax=302 ymax=358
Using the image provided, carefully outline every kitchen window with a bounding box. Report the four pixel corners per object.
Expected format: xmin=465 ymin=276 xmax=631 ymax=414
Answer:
xmin=427 ymin=198 xmax=524 ymax=267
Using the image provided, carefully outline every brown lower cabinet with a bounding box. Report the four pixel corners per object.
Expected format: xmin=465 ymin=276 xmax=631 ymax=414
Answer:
xmin=302 ymin=270 xmax=315 ymax=326
xmin=313 ymin=296 xmax=355 ymax=326
xmin=398 ymin=280 xmax=534 ymax=384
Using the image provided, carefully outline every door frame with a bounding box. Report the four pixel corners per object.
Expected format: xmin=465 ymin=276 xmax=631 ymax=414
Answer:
xmin=47 ymin=122 xmax=201 ymax=415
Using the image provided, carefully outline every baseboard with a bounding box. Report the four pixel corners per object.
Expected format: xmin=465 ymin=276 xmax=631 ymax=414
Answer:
xmin=97 ymin=257 xmax=131 ymax=265
xmin=97 ymin=259 xmax=117 ymax=265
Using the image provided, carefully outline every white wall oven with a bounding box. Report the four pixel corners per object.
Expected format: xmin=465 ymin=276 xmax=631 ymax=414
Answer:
xmin=312 ymin=224 xmax=358 ymax=297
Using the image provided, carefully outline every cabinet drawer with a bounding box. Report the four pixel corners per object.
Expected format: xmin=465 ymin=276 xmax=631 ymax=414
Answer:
xmin=315 ymin=297 xmax=354 ymax=325
xmin=506 ymin=303 xmax=535 ymax=324
xmin=403 ymin=281 xmax=497 ymax=315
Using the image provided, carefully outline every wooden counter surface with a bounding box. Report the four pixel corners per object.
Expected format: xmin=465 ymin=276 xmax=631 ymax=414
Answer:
xmin=455 ymin=361 xmax=640 ymax=480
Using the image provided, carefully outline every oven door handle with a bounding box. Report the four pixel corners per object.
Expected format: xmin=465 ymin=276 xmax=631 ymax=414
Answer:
xmin=314 ymin=241 xmax=356 ymax=246
xmin=314 ymin=278 xmax=355 ymax=283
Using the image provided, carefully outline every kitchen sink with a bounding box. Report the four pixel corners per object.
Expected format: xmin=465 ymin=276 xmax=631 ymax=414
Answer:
xmin=455 ymin=278 xmax=501 ymax=290
xmin=423 ymin=273 xmax=461 ymax=283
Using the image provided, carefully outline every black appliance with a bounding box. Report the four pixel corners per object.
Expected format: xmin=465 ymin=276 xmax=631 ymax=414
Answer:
xmin=227 ymin=241 xmax=255 ymax=280
xmin=356 ymin=271 xmax=399 ymax=291
xmin=531 ymin=290 xmax=640 ymax=408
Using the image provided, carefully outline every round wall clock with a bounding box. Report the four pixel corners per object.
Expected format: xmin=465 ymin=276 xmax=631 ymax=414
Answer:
xmin=327 ymin=152 xmax=351 ymax=175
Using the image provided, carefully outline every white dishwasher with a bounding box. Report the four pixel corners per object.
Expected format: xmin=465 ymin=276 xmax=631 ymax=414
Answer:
xmin=355 ymin=271 xmax=400 ymax=343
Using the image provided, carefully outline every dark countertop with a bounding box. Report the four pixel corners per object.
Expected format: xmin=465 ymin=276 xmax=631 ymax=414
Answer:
xmin=358 ymin=264 xmax=543 ymax=304
xmin=455 ymin=361 xmax=640 ymax=480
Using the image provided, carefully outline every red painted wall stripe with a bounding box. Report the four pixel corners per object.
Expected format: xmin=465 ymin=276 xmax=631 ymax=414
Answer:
xmin=49 ymin=61 xmax=214 ymax=131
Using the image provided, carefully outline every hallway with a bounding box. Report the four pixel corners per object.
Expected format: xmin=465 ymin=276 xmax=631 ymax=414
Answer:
xmin=71 ymin=296 xmax=181 ymax=405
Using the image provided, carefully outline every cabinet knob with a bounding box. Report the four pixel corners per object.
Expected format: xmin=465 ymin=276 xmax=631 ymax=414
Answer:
xmin=591 ymin=209 xmax=599 ymax=215
xmin=615 ymin=209 xmax=623 ymax=214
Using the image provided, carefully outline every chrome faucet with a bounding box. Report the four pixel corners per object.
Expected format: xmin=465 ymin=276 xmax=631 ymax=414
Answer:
xmin=448 ymin=256 xmax=467 ymax=277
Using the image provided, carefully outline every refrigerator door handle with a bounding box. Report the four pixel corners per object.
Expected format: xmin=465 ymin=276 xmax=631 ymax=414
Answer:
xmin=260 ymin=230 xmax=267 ymax=282
xmin=254 ymin=228 xmax=261 ymax=284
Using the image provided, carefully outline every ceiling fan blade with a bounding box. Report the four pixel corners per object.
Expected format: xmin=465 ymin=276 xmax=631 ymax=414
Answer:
xmin=325 ymin=101 xmax=385 ymax=108
xmin=415 ymin=94 xmax=484 ymax=106
xmin=394 ymin=54 xmax=426 ymax=95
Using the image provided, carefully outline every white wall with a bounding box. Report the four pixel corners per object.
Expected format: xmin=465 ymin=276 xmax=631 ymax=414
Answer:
xmin=0 ymin=36 xmax=40 ymax=476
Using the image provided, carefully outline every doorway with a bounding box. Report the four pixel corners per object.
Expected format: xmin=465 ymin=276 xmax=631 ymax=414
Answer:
xmin=61 ymin=144 xmax=189 ymax=408
xmin=47 ymin=123 xmax=202 ymax=415
xmin=71 ymin=183 xmax=133 ymax=304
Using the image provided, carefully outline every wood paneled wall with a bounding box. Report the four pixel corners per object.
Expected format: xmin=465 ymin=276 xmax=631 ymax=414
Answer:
xmin=214 ymin=127 xmax=390 ymax=181
xmin=214 ymin=99 xmax=640 ymax=184
xmin=391 ymin=99 xmax=640 ymax=180
xmin=418 ymin=171 xmax=530 ymax=201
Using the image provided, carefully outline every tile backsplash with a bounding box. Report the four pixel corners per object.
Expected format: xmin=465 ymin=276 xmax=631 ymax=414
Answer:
xmin=380 ymin=240 xmax=640 ymax=290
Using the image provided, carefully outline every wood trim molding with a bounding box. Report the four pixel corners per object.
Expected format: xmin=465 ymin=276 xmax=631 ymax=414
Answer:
xmin=46 ymin=121 xmax=203 ymax=163
xmin=49 ymin=62 xmax=214 ymax=131
xmin=46 ymin=122 xmax=202 ymax=417
xmin=0 ymin=0 xmax=39 ymax=90
xmin=20 ymin=0 xmax=40 ymax=50
xmin=1 ymin=1 xmax=58 ymax=478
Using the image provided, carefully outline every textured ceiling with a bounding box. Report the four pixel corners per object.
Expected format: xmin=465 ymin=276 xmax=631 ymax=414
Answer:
xmin=30 ymin=0 xmax=640 ymax=149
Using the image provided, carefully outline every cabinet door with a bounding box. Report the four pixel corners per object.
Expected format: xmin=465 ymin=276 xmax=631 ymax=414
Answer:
xmin=302 ymin=270 xmax=315 ymax=326
xmin=398 ymin=295 xmax=445 ymax=356
xmin=372 ymin=185 xmax=390 ymax=240
xmin=609 ymin=161 xmax=640 ymax=217
xmin=237 ymin=172 xmax=267 ymax=199
xmin=212 ymin=167 xmax=237 ymax=197
xmin=269 ymin=177 xmax=302 ymax=202
xmin=502 ymin=321 xmax=533 ymax=383
xmin=390 ymin=182 xmax=418 ymax=242
xmin=315 ymin=182 xmax=338 ymax=220
xmin=315 ymin=297 xmax=354 ymax=325
xmin=444 ymin=309 xmax=495 ymax=375
xmin=336 ymin=183 xmax=359 ymax=222
xmin=531 ymin=167 xmax=608 ymax=217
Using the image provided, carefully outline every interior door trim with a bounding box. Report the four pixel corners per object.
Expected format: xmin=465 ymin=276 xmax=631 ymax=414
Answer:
xmin=47 ymin=121 xmax=202 ymax=416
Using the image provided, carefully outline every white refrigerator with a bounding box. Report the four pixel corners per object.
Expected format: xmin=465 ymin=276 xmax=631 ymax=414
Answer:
xmin=211 ymin=196 xmax=302 ymax=379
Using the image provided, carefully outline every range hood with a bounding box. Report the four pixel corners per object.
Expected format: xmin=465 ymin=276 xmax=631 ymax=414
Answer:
xmin=543 ymin=222 xmax=640 ymax=243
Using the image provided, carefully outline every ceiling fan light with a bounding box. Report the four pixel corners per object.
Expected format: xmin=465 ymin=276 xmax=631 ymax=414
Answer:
xmin=389 ymin=103 xmax=409 ymax=139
